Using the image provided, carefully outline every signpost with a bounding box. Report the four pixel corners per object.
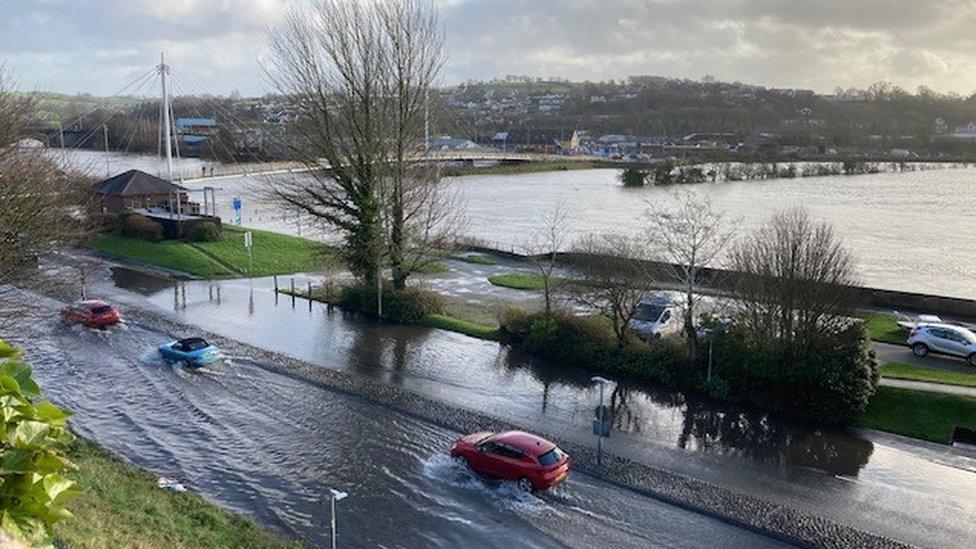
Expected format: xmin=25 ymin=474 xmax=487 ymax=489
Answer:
xmin=232 ymin=196 xmax=242 ymax=226
xmin=591 ymin=376 xmax=613 ymax=465
xmin=243 ymin=231 xmax=253 ymax=277
xmin=328 ymin=489 xmax=348 ymax=549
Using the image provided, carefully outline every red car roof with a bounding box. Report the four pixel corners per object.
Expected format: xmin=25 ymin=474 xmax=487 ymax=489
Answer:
xmin=492 ymin=431 xmax=556 ymax=457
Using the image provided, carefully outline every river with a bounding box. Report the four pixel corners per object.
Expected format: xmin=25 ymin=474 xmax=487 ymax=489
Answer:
xmin=62 ymin=150 xmax=976 ymax=299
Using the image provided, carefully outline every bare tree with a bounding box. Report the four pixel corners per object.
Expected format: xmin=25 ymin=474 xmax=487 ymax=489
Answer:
xmin=0 ymin=69 xmax=88 ymax=328
xmin=728 ymin=208 xmax=860 ymax=348
xmin=522 ymin=202 xmax=568 ymax=315
xmin=644 ymin=191 xmax=736 ymax=366
xmin=265 ymin=0 xmax=455 ymax=289
xmin=567 ymin=232 xmax=649 ymax=346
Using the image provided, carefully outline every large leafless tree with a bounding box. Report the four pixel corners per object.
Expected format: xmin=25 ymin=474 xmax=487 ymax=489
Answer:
xmin=522 ymin=203 xmax=568 ymax=315
xmin=644 ymin=191 xmax=736 ymax=366
xmin=728 ymin=208 xmax=860 ymax=349
xmin=266 ymin=0 xmax=458 ymax=288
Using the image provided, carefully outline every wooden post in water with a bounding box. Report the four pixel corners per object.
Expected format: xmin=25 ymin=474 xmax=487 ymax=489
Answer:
xmin=308 ymin=281 xmax=313 ymax=312
xmin=290 ymin=278 xmax=296 ymax=307
xmin=274 ymin=275 xmax=278 ymax=293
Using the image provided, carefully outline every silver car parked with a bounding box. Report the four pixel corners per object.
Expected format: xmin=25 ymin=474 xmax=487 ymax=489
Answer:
xmin=907 ymin=323 xmax=976 ymax=367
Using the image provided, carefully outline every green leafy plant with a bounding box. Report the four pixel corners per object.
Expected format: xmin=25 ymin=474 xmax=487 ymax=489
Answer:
xmin=0 ymin=341 xmax=77 ymax=544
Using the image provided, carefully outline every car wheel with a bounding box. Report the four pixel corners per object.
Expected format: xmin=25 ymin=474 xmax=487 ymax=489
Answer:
xmin=969 ymin=354 xmax=976 ymax=368
xmin=516 ymin=477 xmax=534 ymax=493
xmin=453 ymin=455 xmax=469 ymax=469
xmin=912 ymin=343 xmax=929 ymax=357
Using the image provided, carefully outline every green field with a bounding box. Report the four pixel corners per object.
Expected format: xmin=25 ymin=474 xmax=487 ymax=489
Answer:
xmin=89 ymin=226 xmax=337 ymax=279
xmin=864 ymin=314 xmax=907 ymax=345
xmin=55 ymin=440 xmax=299 ymax=548
xmin=881 ymin=362 xmax=976 ymax=388
xmin=860 ymin=387 xmax=976 ymax=444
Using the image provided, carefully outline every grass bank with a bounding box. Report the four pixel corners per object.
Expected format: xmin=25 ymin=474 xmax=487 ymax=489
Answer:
xmin=88 ymin=226 xmax=336 ymax=279
xmin=880 ymin=362 xmax=976 ymax=388
xmin=488 ymin=272 xmax=567 ymax=291
xmin=859 ymin=386 xmax=976 ymax=444
xmin=864 ymin=314 xmax=906 ymax=345
xmin=56 ymin=440 xmax=299 ymax=548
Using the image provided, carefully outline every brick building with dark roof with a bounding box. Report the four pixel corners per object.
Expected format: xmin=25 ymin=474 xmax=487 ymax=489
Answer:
xmin=93 ymin=170 xmax=200 ymax=215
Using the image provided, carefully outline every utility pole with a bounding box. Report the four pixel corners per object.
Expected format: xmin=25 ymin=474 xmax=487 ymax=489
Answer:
xmin=160 ymin=53 xmax=174 ymax=183
xmin=103 ymin=124 xmax=110 ymax=175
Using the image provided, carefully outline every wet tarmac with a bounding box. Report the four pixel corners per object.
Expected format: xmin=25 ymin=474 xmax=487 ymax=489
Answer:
xmin=56 ymin=259 xmax=976 ymax=548
xmin=11 ymin=293 xmax=787 ymax=548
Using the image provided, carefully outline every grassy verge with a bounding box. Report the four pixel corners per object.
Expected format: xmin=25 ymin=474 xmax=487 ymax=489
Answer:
xmin=194 ymin=226 xmax=338 ymax=277
xmin=88 ymin=235 xmax=234 ymax=278
xmin=864 ymin=314 xmax=907 ymax=345
xmin=440 ymin=160 xmax=605 ymax=177
xmin=880 ymin=362 xmax=976 ymax=388
xmin=88 ymin=226 xmax=336 ymax=279
xmin=421 ymin=314 xmax=498 ymax=340
xmin=860 ymin=386 xmax=976 ymax=444
xmin=55 ymin=440 xmax=299 ymax=548
xmin=488 ymin=272 xmax=566 ymax=291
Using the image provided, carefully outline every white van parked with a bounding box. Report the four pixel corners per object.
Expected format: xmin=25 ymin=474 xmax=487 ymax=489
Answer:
xmin=628 ymin=296 xmax=681 ymax=340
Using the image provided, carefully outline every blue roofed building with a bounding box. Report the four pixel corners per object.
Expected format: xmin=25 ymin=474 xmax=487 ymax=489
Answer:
xmin=175 ymin=118 xmax=218 ymax=156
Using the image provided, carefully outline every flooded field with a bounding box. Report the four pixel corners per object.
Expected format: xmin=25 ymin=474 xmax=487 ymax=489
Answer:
xmin=64 ymin=150 xmax=976 ymax=299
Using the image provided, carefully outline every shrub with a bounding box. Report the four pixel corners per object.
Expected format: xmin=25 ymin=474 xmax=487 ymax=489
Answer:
xmin=119 ymin=213 xmax=163 ymax=242
xmin=188 ymin=221 xmax=222 ymax=242
xmin=0 ymin=341 xmax=77 ymax=545
xmin=90 ymin=213 xmax=119 ymax=234
xmin=712 ymin=324 xmax=878 ymax=424
xmin=619 ymin=167 xmax=648 ymax=187
xmin=337 ymin=282 xmax=445 ymax=323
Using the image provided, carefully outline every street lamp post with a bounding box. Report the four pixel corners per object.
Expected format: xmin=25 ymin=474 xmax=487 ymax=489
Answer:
xmin=328 ymin=488 xmax=348 ymax=549
xmin=591 ymin=376 xmax=613 ymax=466
xmin=701 ymin=328 xmax=714 ymax=382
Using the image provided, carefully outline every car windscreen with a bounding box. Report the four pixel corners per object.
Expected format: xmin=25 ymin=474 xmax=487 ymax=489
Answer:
xmin=91 ymin=306 xmax=113 ymax=315
xmin=181 ymin=339 xmax=209 ymax=351
xmin=537 ymin=449 xmax=561 ymax=466
xmin=632 ymin=303 xmax=665 ymax=322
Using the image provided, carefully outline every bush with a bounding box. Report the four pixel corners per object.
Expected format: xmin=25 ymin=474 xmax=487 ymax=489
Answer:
xmin=619 ymin=167 xmax=648 ymax=187
xmin=188 ymin=221 xmax=222 ymax=242
xmin=712 ymin=324 xmax=878 ymax=424
xmin=119 ymin=213 xmax=163 ymax=242
xmin=90 ymin=213 xmax=119 ymax=234
xmin=0 ymin=341 xmax=77 ymax=545
xmin=337 ymin=282 xmax=445 ymax=323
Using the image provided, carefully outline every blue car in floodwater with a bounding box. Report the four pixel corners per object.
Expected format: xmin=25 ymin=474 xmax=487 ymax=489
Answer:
xmin=158 ymin=337 xmax=220 ymax=368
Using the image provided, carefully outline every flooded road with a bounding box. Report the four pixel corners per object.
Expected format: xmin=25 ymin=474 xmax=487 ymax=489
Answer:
xmin=58 ymin=259 xmax=976 ymax=548
xmin=12 ymin=295 xmax=785 ymax=548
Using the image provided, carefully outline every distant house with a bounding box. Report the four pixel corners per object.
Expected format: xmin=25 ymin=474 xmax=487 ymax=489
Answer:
xmin=175 ymin=118 xmax=218 ymax=156
xmin=93 ymin=170 xmax=219 ymax=239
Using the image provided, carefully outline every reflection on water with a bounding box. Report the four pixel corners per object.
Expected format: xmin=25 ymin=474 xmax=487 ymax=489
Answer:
xmin=105 ymin=266 xmax=875 ymax=478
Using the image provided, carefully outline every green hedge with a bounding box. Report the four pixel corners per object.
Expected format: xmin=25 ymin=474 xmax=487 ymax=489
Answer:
xmin=338 ymin=283 xmax=446 ymax=323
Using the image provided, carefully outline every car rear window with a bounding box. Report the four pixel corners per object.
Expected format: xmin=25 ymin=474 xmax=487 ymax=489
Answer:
xmin=91 ymin=306 xmax=113 ymax=315
xmin=537 ymin=449 xmax=562 ymax=466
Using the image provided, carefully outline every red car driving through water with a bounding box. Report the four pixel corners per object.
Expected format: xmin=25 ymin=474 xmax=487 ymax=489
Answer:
xmin=61 ymin=300 xmax=122 ymax=329
xmin=450 ymin=430 xmax=570 ymax=491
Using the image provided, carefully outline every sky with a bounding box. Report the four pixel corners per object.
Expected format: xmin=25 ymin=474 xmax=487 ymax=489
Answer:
xmin=2 ymin=0 xmax=975 ymax=97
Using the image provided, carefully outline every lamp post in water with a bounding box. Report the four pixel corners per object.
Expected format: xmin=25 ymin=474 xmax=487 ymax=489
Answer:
xmin=591 ymin=376 xmax=613 ymax=466
xmin=328 ymin=488 xmax=348 ymax=549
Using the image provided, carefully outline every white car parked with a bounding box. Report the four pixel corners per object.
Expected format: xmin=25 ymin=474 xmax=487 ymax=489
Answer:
xmin=907 ymin=323 xmax=976 ymax=367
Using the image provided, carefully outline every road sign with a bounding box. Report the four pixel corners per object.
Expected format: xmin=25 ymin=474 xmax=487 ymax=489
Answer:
xmin=593 ymin=405 xmax=612 ymax=437
xmin=232 ymin=197 xmax=242 ymax=211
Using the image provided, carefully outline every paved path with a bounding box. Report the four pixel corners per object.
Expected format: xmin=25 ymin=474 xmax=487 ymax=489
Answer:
xmin=879 ymin=377 xmax=976 ymax=397
xmin=873 ymin=341 xmax=972 ymax=371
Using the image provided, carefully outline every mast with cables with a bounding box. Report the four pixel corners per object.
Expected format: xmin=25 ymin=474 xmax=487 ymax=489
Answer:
xmin=159 ymin=53 xmax=174 ymax=183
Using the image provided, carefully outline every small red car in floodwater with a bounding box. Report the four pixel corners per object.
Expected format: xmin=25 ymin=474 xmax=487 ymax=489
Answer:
xmin=450 ymin=430 xmax=570 ymax=491
xmin=61 ymin=300 xmax=122 ymax=329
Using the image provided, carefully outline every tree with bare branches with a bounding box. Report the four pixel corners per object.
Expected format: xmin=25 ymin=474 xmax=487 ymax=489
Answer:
xmin=522 ymin=203 xmax=568 ymax=315
xmin=0 ymin=69 xmax=88 ymax=327
xmin=728 ymin=208 xmax=860 ymax=348
xmin=266 ymin=0 xmax=457 ymax=289
xmin=567 ymin=232 xmax=649 ymax=346
xmin=644 ymin=191 xmax=736 ymax=367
